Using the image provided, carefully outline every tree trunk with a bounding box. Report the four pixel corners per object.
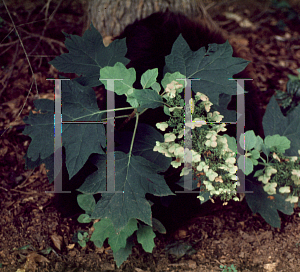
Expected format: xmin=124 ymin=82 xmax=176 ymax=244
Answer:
xmin=85 ymin=0 xmax=201 ymax=38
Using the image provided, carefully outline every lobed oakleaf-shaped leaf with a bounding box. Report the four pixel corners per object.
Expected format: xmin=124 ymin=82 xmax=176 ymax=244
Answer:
xmin=136 ymin=224 xmax=156 ymax=253
xmin=263 ymin=95 xmax=300 ymax=156
xmin=91 ymin=218 xmax=138 ymax=252
xmin=23 ymin=99 xmax=55 ymax=161
xmin=49 ymin=24 xmax=129 ymax=87
xmin=132 ymin=88 xmax=163 ymax=109
xmin=23 ymin=80 xmax=107 ymax=181
xmin=245 ymin=181 xmax=294 ymax=228
xmin=78 ymin=151 xmax=174 ymax=233
xmin=61 ymin=80 xmax=106 ymax=178
xmin=165 ymin=35 xmax=250 ymax=105
xmin=113 ymin=235 xmax=135 ymax=268
xmin=115 ymin=123 xmax=172 ymax=172
xmin=211 ymin=93 xmax=237 ymax=123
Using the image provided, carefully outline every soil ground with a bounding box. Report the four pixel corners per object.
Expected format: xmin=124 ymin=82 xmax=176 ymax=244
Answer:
xmin=1 ymin=0 xmax=300 ymax=271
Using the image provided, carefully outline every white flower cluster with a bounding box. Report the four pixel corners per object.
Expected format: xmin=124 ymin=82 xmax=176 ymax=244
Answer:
xmin=283 ymin=169 xmax=300 ymax=203
xmin=285 ymin=150 xmax=300 ymax=203
xmin=258 ymin=166 xmax=277 ymax=185
xmin=153 ymin=139 xmax=200 ymax=169
xmin=258 ymin=151 xmax=300 ymax=203
xmin=164 ymin=81 xmax=184 ymax=98
xmin=258 ymin=166 xmax=281 ymax=196
xmin=154 ymin=87 xmax=240 ymax=202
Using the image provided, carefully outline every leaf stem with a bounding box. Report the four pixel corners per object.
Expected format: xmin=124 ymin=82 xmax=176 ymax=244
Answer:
xmin=102 ymin=114 xmax=135 ymax=122
xmin=105 ymin=107 xmax=134 ymax=113
xmin=127 ymin=112 xmax=139 ymax=164
xmin=117 ymin=108 xmax=148 ymax=131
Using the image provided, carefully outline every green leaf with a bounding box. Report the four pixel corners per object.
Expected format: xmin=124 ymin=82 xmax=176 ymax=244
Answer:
xmin=253 ymin=169 xmax=265 ymax=178
xmin=243 ymin=130 xmax=257 ymax=150
xmin=91 ymin=218 xmax=138 ymax=253
xmin=264 ymin=134 xmax=291 ymax=154
xmin=263 ymin=95 xmax=300 ymax=156
xmin=254 ymin=135 xmax=263 ymax=151
xmin=152 ymin=218 xmax=166 ymax=234
xmin=49 ymin=24 xmax=129 ymax=87
xmin=165 ymin=36 xmax=249 ymax=105
xmin=78 ymin=232 xmax=83 ymax=240
xmin=23 ymin=80 xmax=106 ymax=181
xmin=261 ymin=144 xmax=270 ymax=158
xmin=23 ymin=99 xmax=55 ymax=161
xmin=109 ymin=221 xmax=137 ymax=253
xmin=250 ymin=149 xmax=260 ymax=160
xmin=198 ymin=190 xmax=211 ymax=204
xmin=100 ymin=62 xmax=136 ymax=96
xmin=151 ymin=82 xmax=161 ymax=93
xmin=245 ymin=182 xmax=294 ymax=228
xmin=113 ymin=235 xmax=135 ymax=268
xmin=211 ymin=93 xmax=237 ymax=123
xmin=126 ymin=95 xmax=139 ymax=108
xmin=161 ymin=72 xmax=186 ymax=92
xmin=79 ymin=151 xmax=174 ymax=233
xmin=164 ymin=105 xmax=171 ymax=116
xmin=77 ymin=194 xmax=96 ymax=215
xmin=90 ymin=218 xmax=113 ymax=248
xmin=250 ymin=157 xmax=258 ymax=166
xmin=61 ymin=80 xmax=106 ymax=178
xmin=115 ymin=123 xmax=172 ymax=172
xmin=140 ymin=68 xmax=158 ymax=89
xmin=136 ymin=224 xmax=156 ymax=253
xmin=132 ymin=88 xmax=163 ymax=109
xmin=224 ymin=135 xmax=237 ymax=153
xmin=78 ymin=240 xmax=86 ymax=247
xmin=238 ymin=155 xmax=253 ymax=175
xmin=77 ymin=213 xmax=92 ymax=223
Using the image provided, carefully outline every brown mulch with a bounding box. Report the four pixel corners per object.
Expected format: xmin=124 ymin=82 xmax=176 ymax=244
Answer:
xmin=1 ymin=0 xmax=300 ymax=271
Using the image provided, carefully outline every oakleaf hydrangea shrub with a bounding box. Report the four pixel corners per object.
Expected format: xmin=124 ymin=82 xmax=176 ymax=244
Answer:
xmin=22 ymin=22 xmax=300 ymax=267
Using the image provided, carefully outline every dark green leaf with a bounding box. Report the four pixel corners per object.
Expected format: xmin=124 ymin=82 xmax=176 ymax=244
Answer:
xmin=263 ymin=95 xmax=300 ymax=156
xmin=49 ymin=24 xmax=129 ymax=87
xmin=245 ymin=181 xmax=294 ymax=228
xmin=61 ymin=80 xmax=106 ymax=178
xmin=79 ymin=151 xmax=174 ymax=232
xmin=115 ymin=123 xmax=172 ymax=172
xmin=136 ymin=224 xmax=156 ymax=253
xmin=165 ymin=36 xmax=249 ymax=105
xmin=132 ymin=88 xmax=163 ymax=109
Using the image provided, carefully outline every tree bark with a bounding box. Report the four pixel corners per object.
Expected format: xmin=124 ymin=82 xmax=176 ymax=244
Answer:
xmin=85 ymin=0 xmax=201 ymax=37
